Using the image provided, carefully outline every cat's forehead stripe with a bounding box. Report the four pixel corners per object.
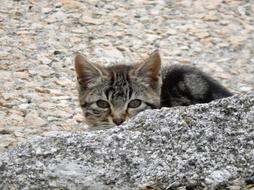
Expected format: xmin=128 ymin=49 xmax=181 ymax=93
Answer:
xmin=104 ymin=65 xmax=132 ymax=101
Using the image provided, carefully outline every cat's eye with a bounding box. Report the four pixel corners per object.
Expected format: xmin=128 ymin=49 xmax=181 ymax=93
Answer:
xmin=128 ymin=99 xmax=142 ymax=108
xmin=96 ymin=100 xmax=110 ymax=108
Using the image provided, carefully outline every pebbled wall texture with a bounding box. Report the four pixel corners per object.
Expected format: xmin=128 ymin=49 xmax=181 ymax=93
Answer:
xmin=0 ymin=93 xmax=254 ymax=190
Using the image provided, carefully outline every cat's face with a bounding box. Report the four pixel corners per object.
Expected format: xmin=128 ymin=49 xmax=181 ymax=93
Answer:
xmin=74 ymin=51 xmax=161 ymax=129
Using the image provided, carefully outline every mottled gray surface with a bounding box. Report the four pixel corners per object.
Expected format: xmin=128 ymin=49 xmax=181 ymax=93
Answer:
xmin=0 ymin=93 xmax=254 ymax=190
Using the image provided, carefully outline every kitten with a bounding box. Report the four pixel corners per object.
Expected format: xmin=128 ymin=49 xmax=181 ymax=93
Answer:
xmin=74 ymin=51 xmax=232 ymax=128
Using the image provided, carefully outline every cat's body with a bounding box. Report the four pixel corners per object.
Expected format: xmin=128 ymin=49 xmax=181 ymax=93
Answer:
xmin=160 ymin=64 xmax=232 ymax=107
xmin=75 ymin=51 xmax=232 ymax=128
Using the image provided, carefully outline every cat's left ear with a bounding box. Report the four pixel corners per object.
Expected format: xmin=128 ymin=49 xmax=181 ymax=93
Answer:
xmin=132 ymin=50 xmax=161 ymax=87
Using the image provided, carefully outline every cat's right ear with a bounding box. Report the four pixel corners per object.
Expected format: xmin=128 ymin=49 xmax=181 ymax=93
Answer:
xmin=131 ymin=50 xmax=161 ymax=89
xmin=74 ymin=54 xmax=105 ymax=88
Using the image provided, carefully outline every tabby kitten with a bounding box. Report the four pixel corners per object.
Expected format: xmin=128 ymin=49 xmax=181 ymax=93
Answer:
xmin=74 ymin=52 xmax=161 ymax=128
xmin=74 ymin=51 xmax=232 ymax=128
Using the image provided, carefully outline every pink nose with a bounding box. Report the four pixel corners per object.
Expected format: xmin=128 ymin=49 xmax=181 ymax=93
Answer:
xmin=113 ymin=118 xmax=125 ymax=125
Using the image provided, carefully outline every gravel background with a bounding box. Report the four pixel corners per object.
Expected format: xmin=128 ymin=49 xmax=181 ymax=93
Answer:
xmin=0 ymin=0 xmax=254 ymax=152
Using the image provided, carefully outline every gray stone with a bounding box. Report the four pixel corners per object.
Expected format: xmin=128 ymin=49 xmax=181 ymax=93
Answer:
xmin=0 ymin=93 xmax=253 ymax=190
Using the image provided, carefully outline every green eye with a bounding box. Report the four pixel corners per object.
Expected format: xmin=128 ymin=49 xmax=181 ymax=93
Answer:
xmin=96 ymin=100 xmax=110 ymax=108
xmin=128 ymin=99 xmax=142 ymax=108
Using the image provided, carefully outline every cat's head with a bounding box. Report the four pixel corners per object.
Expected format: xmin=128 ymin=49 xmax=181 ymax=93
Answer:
xmin=74 ymin=51 xmax=161 ymax=128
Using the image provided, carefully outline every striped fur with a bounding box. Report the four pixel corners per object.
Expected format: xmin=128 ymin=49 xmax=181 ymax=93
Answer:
xmin=75 ymin=52 xmax=161 ymax=128
xmin=75 ymin=51 xmax=232 ymax=129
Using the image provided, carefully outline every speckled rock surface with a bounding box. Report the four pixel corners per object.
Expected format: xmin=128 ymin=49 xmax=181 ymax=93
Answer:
xmin=0 ymin=93 xmax=253 ymax=190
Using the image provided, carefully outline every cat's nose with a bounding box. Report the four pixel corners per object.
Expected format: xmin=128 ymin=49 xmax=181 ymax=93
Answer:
xmin=113 ymin=118 xmax=125 ymax=126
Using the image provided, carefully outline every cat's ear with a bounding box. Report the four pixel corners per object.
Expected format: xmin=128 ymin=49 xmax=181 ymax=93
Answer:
xmin=74 ymin=54 xmax=105 ymax=88
xmin=132 ymin=50 xmax=161 ymax=87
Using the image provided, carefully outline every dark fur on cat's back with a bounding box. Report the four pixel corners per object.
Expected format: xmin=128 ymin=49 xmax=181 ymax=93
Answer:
xmin=74 ymin=51 xmax=232 ymax=128
xmin=160 ymin=64 xmax=233 ymax=107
